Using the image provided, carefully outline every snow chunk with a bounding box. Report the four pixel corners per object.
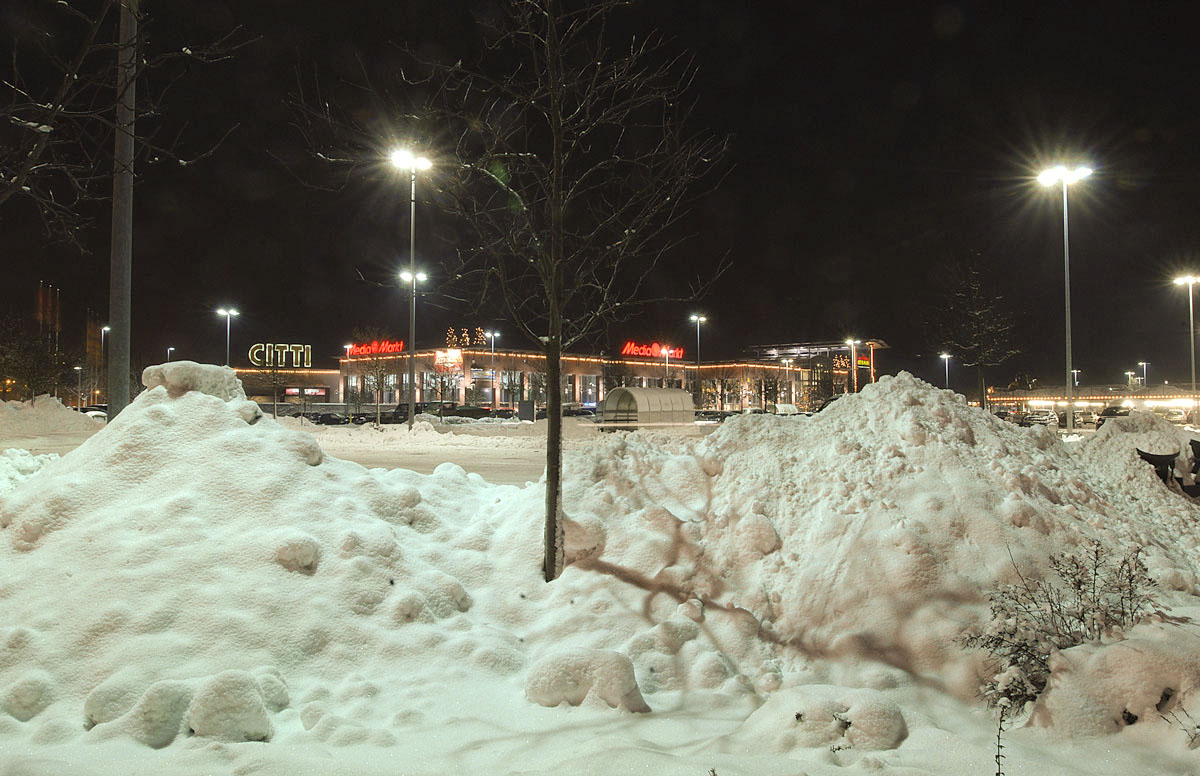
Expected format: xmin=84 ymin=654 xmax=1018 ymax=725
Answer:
xmin=2 ymin=673 xmax=54 ymax=722
xmin=525 ymin=649 xmax=650 ymax=712
xmin=731 ymin=684 xmax=908 ymax=752
xmin=186 ymin=670 xmax=272 ymax=742
xmin=141 ymin=361 xmax=245 ymax=402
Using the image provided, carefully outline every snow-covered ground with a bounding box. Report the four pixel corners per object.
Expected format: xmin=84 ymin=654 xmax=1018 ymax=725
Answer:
xmin=2 ymin=361 xmax=1200 ymax=775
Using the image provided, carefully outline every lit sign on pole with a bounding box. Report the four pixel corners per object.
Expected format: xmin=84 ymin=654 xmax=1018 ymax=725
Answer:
xmin=621 ymin=341 xmax=684 ymax=359
xmin=347 ymin=339 xmax=405 ymax=357
xmin=856 ymin=355 xmax=871 ymax=369
xmin=435 ymin=349 xmax=463 ymax=373
xmin=248 ymin=343 xmax=312 ymax=368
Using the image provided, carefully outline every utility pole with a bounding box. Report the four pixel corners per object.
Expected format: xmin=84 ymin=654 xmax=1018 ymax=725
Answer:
xmin=107 ymin=0 xmax=138 ymax=418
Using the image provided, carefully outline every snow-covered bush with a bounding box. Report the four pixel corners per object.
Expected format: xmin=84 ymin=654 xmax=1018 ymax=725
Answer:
xmin=961 ymin=541 xmax=1158 ymax=714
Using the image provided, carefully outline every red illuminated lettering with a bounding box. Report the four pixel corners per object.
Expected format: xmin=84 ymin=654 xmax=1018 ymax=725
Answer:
xmin=348 ymin=339 xmax=405 ymax=357
xmin=620 ymin=340 xmax=683 ymax=359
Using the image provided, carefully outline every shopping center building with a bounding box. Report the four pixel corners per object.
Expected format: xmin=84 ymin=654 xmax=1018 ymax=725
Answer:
xmin=234 ymin=336 xmax=888 ymax=413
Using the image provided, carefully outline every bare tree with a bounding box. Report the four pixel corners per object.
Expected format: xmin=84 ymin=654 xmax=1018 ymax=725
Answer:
xmin=293 ymin=0 xmax=725 ymax=581
xmin=1 ymin=0 xmax=252 ymax=244
xmin=351 ymin=327 xmax=395 ymax=427
xmin=931 ymin=257 xmax=1021 ymax=410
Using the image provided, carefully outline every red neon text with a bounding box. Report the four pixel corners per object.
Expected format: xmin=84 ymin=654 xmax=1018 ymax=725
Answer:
xmin=621 ymin=341 xmax=684 ymax=359
xmin=348 ymin=339 xmax=405 ymax=357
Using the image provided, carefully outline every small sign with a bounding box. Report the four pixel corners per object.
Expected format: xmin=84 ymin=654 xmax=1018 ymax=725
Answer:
xmin=249 ymin=343 xmax=312 ymax=368
xmin=348 ymin=339 xmax=404 ymax=357
xmin=435 ymin=349 xmax=463 ymax=373
xmin=621 ymin=341 xmax=684 ymax=359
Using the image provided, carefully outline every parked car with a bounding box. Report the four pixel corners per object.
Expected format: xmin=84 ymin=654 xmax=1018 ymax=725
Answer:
xmin=768 ymin=403 xmax=801 ymax=416
xmin=317 ymin=413 xmax=350 ymax=425
xmin=1077 ymin=410 xmax=1097 ymax=427
xmin=450 ymin=405 xmax=492 ymax=420
xmin=488 ymin=408 xmax=517 ymax=419
xmin=1020 ymin=409 xmax=1059 ymax=427
xmin=1094 ymin=405 xmax=1132 ymax=429
xmin=816 ymin=394 xmax=845 ymax=413
xmin=83 ymin=409 xmax=107 ymax=423
xmin=1163 ymin=408 xmax=1191 ymax=425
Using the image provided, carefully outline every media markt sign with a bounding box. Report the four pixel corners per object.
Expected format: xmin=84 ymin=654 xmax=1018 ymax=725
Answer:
xmin=620 ymin=340 xmax=684 ymax=359
xmin=347 ymin=339 xmax=405 ymax=357
xmin=248 ymin=343 xmax=312 ymax=368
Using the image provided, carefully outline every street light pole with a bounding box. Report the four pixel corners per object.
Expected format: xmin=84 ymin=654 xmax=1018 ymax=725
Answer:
xmin=689 ymin=314 xmax=706 ymax=402
xmin=485 ymin=331 xmax=500 ymax=406
xmin=940 ymin=353 xmax=951 ymax=388
xmin=74 ymin=365 xmax=82 ymax=409
xmin=391 ymin=148 xmax=432 ymax=430
xmin=1139 ymin=361 xmax=1149 ymax=386
xmin=166 ymin=346 xmax=174 ymax=362
xmin=216 ymin=308 xmax=239 ymax=366
xmin=1175 ymin=276 xmax=1198 ymax=394
xmin=1038 ymin=164 xmax=1092 ymax=432
xmin=845 ymin=339 xmax=861 ymax=393
xmin=100 ymin=325 xmax=110 ymax=403
xmin=781 ymin=358 xmax=793 ymax=403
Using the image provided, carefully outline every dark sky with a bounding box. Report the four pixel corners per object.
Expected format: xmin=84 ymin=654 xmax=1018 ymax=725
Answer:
xmin=5 ymin=0 xmax=1200 ymax=391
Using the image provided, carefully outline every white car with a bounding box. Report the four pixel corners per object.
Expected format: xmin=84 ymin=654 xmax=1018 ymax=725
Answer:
xmin=1021 ymin=409 xmax=1059 ymax=427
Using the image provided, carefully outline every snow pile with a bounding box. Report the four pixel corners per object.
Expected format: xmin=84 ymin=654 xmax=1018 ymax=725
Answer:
xmin=0 ymin=362 xmax=752 ymax=758
xmin=563 ymin=373 xmax=1200 ymax=717
xmin=0 ymin=449 xmax=56 ymax=496
xmin=0 ymin=395 xmax=101 ymax=435
xmin=4 ymin=365 xmax=1200 ymax=773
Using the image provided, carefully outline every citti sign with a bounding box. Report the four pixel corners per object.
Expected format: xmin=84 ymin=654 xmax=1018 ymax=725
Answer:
xmin=347 ymin=339 xmax=405 ymax=357
xmin=249 ymin=343 xmax=312 ymax=368
xmin=621 ymin=341 xmax=684 ymax=359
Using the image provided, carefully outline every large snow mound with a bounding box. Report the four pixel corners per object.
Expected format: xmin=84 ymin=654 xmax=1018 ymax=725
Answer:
xmin=0 ymin=449 xmax=56 ymax=496
xmin=564 ymin=372 xmax=1200 ymax=697
xmin=4 ymin=366 xmax=1200 ymax=772
xmin=0 ymin=395 xmax=101 ymax=435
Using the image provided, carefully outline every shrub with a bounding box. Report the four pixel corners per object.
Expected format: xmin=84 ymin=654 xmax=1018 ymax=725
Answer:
xmin=960 ymin=541 xmax=1157 ymax=714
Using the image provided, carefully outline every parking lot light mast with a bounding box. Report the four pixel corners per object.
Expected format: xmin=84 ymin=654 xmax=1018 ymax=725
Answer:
xmin=780 ymin=358 xmax=793 ymax=403
xmin=1038 ymin=164 xmax=1093 ymax=432
xmin=391 ymin=147 xmax=432 ymax=430
xmin=74 ymin=365 xmax=82 ymax=409
xmin=1174 ymin=275 xmax=1199 ymax=394
xmin=940 ymin=353 xmax=951 ymax=389
xmin=1071 ymin=368 xmax=1081 ymax=387
xmin=216 ymin=308 xmax=239 ymax=366
xmin=1125 ymin=370 xmax=1136 ymax=387
xmin=485 ymin=331 xmax=500 ymax=406
xmin=399 ymin=270 xmax=427 ymax=428
xmin=166 ymin=346 xmax=174 ymax=362
xmin=100 ymin=325 xmax=110 ymax=402
xmin=689 ymin=314 xmax=706 ymax=399
xmin=1138 ymin=361 xmax=1149 ymax=386
xmin=845 ymin=339 xmax=861 ymax=392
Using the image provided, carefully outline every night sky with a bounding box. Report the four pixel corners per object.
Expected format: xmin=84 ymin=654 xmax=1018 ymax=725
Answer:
xmin=5 ymin=0 xmax=1200 ymax=391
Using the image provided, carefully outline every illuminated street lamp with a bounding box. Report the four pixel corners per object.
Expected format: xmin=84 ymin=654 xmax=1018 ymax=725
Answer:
xmin=1174 ymin=275 xmax=1199 ymax=393
xmin=74 ymin=365 xmax=82 ymax=409
xmin=781 ymin=358 xmax=793 ymax=403
xmin=689 ymin=314 xmax=706 ymax=400
xmin=940 ymin=353 xmax=951 ymax=389
xmin=484 ymin=331 xmax=500 ymax=406
xmin=1071 ymin=369 xmax=1081 ymax=387
xmin=1038 ymin=164 xmax=1093 ymax=430
xmin=1138 ymin=361 xmax=1149 ymax=386
xmin=845 ymin=339 xmax=861 ymax=392
xmin=399 ymin=270 xmax=428 ymax=429
xmin=166 ymin=346 xmax=174 ymax=362
xmin=391 ymin=147 xmax=432 ymax=430
xmin=216 ymin=308 xmax=239 ymax=366
xmin=1125 ymin=370 xmax=1136 ymax=387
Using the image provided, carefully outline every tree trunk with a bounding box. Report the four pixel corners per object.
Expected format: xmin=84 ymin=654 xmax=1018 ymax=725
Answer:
xmin=544 ymin=331 xmax=564 ymax=582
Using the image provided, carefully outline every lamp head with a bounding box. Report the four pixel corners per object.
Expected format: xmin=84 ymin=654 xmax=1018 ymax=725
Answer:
xmin=1175 ymin=275 xmax=1198 ymax=286
xmin=74 ymin=366 xmax=82 ymax=372
xmin=1038 ymin=165 xmax=1093 ymax=186
xmin=390 ymin=148 xmax=432 ymax=171
xmin=102 ymin=326 xmax=111 ymax=332
xmin=940 ymin=353 xmax=951 ymax=360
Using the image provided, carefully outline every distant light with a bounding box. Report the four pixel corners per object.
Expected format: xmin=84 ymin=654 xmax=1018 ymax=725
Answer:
xmin=101 ymin=325 xmax=111 ymax=332
xmin=940 ymin=353 xmax=951 ymax=360
xmin=73 ymin=366 xmax=82 ymax=372
xmin=391 ymin=148 xmax=431 ymax=171
xmin=1038 ymin=165 xmax=1094 ymax=186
